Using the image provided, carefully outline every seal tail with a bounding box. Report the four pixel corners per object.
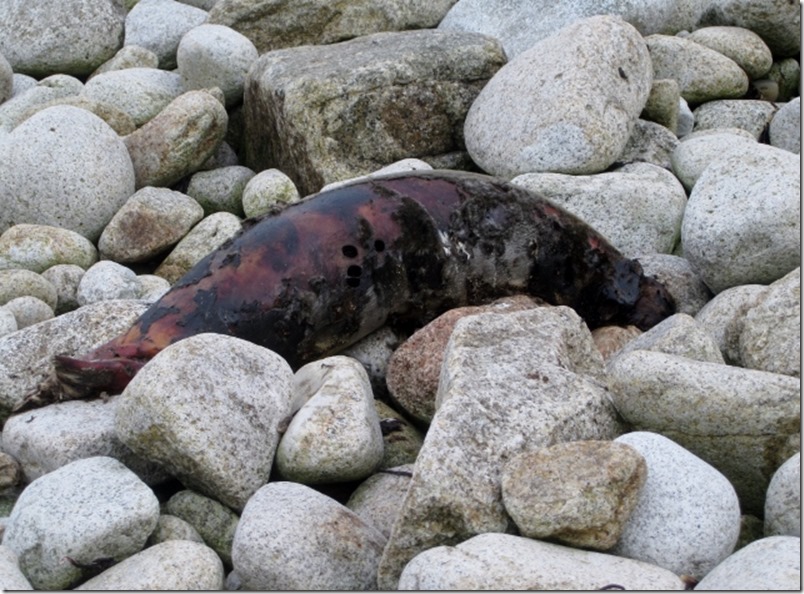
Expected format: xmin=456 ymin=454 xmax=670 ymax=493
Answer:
xmin=12 ymin=355 xmax=145 ymax=413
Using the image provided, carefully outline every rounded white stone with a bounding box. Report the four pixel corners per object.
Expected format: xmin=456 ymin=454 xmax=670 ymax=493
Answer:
xmin=76 ymin=261 xmax=141 ymax=306
xmin=764 ymin=452 xmax=801 ymax=537
xmin=0 ymin=106 xmax=135 ymax=242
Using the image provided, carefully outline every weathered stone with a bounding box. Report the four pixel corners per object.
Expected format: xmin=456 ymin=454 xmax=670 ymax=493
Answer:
xmin=692 ymin=99 xmax=779 ymax=138
xmin=115 ymin=333 xmax=294 ymax=511
xmin=617 ymin=118 xmax=680 ymax=170
xmin=612 ymin=313 xmax=724 ymax=364
xmin=398 ymin=533 xmax=686 ymax=590
xmin=671 ymin=128 xmax=758 ymax=191
xmin=465 ymin=16 xmax=652 ymax=177
xmin=124 ymin=90 xmax=228 ymax=189
xmin=2 ymin=456 xmax=159 ymax=590
xmin=75 ymin=540 xmax=223 ymax=590
xmin=769 ymin=97 xmax=800 ymax=154
xmin=244 ymin=29 xmax=505 ymax=195
xmin=636 ymin=253 xmax=713 ymax=317
xmin=764 ymin=452 xmax=801 ymax=538
xmin=76 ymin=261 xmax=141 ymax=306
xmin=0 ymin=269 xmax=58 ymax=309
xmin=501 ymin=440 xmax=646 ymax=550
xmin=186 ymin=165 xmax=255 ymax=216
xmin=146 ymin=514 xmax=205 ymax=546
xmin=40 ymin=264 xmax=84 ymax=314
xmin=686 ymin=26 xmax=773 ymax=79
xmin=607 ymin=351 xmax=800 ymax=515
xmin=98 ymin=187 xmax=204 ymax=263
xmin=0 ymin=0 xmax=125 ymax=77
xmin=241 ymin=168 xmax=300 ymax=218
xmin=346 ymin=464 xmax=414 ymax=538
xmin=154 ymin=212 xmax=242 ymax=284
xmin=511 ymin=163 xmax=686 ymax=258
xmin=641 ymin=79 xmax=680 ymax=134
xmin=377 ymin=307 xmax=624 ymax=588
xmin=611 ymin=432 xmax=741 ymax=579
xmin=276 ymin=356 xmax=384 ymax=485
xmin=386 ymin=295 xmax=541 ymax=424
xmin=0 ymin=106 xmax=135 ymax=242
xmin=695 ymin=536 xmax=801 ymax=590
xmin=681 ymin=143 xmax=800 ymax=293
xmin=208 ymin=0 xmax=457 ymax=54
xmin=89 ymin=45 xmax=159 ymax=79
xmin=232 ymin=481 xmax=386 ymax=590
xmin=0 ymin=300 xmax=148 ymax=422
xmin=645 ymin=34 xmax=748 ymax=103
xmin=739 ymin=267 xmax=800 ymax=378
xmin=3 ymin=297 xmax=54 ymax=329
xmin=124 ymin=0 xmax=209 ymax=70
xmin=166 ymin=490 xmax=240 ymax=567
xmin=694 ymin=283 xmax=767 ymax=364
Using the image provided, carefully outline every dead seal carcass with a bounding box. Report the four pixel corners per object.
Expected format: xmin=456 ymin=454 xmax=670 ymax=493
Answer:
xmin=16 ymin=170 xmax=675 ymax=411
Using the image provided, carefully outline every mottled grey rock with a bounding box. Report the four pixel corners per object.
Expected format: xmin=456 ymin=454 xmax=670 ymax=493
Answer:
xmin=377 ymin=307 xmax=624 ymax=588
xmin=635 ymin=253 xmax=713 ymax=317
xmin=2 ymin=456 xmax=159 ymax=590
xmin=146 ymin=514 xmax=205 ymax=546
xmin=277 ymin=356 xmax=384 ymax=484
xmin=2 ymin=398 xmax=166 ymax=486
xmin=739 ymin=267 xmax=800 ymax=378
xmin=641 ymin=79 xmax=680 ymax=133
xmin=40 ymin=264 xmax=84 ymax=314
xmin=75 ymin=540 xmax=223 ymax=590
xmin=99 ymin=187 xmax=204 ymax=263
xmin=241 ymin=169 xmax=299 ymax=217
xmin=617 ymin=118 xmax=680 ymax=170
xmin=115 ymin=333 xmax=294 ymax=511
xmin=591 ymin=325 xmax=643 ymax=362
xmin=89 ymin=45 xmax=160 ymax=79
xmin=611 ymin=432 xmax=741 ymax=579
xmin=0 ymin=0 xmax=125 ymax=77
xmin=0 ymin=75 xmax=84 ymax=132
xmin=76 ymin=261 xmax=141 ymax=306
xmin=696 ymin=0 xmax=801 ymax=58
xmin=769 ymin=97 xmax=801 ymax=154
xmin=612 ymin=313 xmax=724 ymax=363
xmin=766 ymin=58 xmax=801 ymax=102
xmin=0 ymin=106 xmax=135 ymax=242
xmin=372 ymin=399 xmax=423 ymax=469
xmin=0 ymin=53 xmax=12 ymax=104
xmin=398 ymin=533 xmax=686 ymax=590
xmin=166 ymin=489 xmax=239 ymax=567
xmin=0 ymin=224 xmax=97 ymax=273
xmin=124 ymin=0 xmax=209 ymax=70
xmin=177 ymin=24 xmax=258 ymax=107
xmin=339 ymin=324 xmax=405 ymax=401
xmin=692 ymin=99 xmax=779 ymax=138
xmin=645 ymin=34 xmax=747 ymax=103
xmin=501 ymin=440 xmax=646 ymax=550
xmin=244 ymin=29 xmax=505 ymax=195
xmin=607 ymin=351 xmax=800 ymax=515
xmin=0 ymin=299 xmax=148 ymax=423
xmin=686 ymin=26 xmax=773 ymax=79
xmin=10 ymin=74 xmax=37 ymax=99
xmin=2 ymin=297 xmax=54 ymax=329
xmin=511 ymin=163 xmax=686 ymax=258
xmin=0 ymin=545 xmax=33 ymax=590
xmin=0 ymin=307 xmax=17 ymax=338
xmin=670 ymin=128 xmax=757 ymax=191
xmin=14 ymin=95 xmax=137 ymax=136
xmin=764 ymin=452 xmax=801 ymax=537
xmin=124 ymin=90 xmax=228 ymax=189
xmin=386 ymin=296 xmax=540 ymax=424
xmin=681 ymin=143 xmax=800 ymax=293
xmin=209 ymin=0 xmax=457 ymax=54
xmin=677 ymin=96 xmax=694 ymax=136
xmin=186 ymin=165 xmax=255 ymax=216
xmin=137 ymin=274 xmax=171 ymax=302
xmin=465 ymin=16 xmax=651 ymax=177
xmin=154 ymin=211 xmax=241 ymax=283
xmin=232 ymin=481 xmax=386 ymax=590
xmin=0 ymin=269 xmax=58 ymax=309
xmin=695 ymin=536 xmax=801 ymax=590
xmin=694 ymin=283 xmax=768 ymax=365
xmin=346 ymin=464 xmax=414 ymax=538
xmin=438 ymin=0 xmax=704 ymax=59
xmin=82 ymin=67 xmax=184 ymax=127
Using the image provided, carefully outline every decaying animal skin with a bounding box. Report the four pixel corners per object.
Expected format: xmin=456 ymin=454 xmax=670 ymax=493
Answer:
xmin=16 ymin=170 xmax=675 ymax=411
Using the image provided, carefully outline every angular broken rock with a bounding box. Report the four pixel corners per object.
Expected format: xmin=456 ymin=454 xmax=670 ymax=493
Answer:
xmin=377 ymin=306 xmax=624 ymax=588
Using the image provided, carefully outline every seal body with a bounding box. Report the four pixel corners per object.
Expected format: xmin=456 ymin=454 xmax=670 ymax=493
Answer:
xmin=19 ymin=170 xmax=675 ymax=410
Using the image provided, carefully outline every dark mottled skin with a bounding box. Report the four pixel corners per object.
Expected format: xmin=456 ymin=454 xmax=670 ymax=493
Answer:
xmin=17 ymin=170 xmax=675 ymax=411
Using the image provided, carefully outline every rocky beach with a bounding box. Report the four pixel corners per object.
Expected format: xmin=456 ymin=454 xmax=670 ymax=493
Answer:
xmin=0 ymin=0 xmax=799 ymax=590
